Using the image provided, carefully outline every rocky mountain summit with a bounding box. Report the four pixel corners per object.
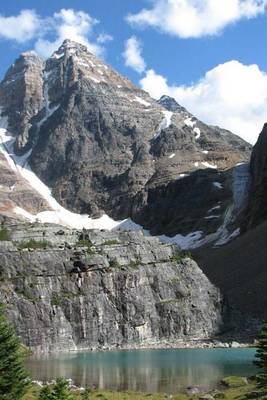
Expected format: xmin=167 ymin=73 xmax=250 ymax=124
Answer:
xmin=0 ymin=39 xmax=251 ymax=248
xmin=0 ymin=221 xmax=224 ymax=352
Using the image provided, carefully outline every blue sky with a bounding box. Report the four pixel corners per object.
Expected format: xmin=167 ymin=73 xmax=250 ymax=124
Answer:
xmin=1 ymin=0 xmax=267 ymax=144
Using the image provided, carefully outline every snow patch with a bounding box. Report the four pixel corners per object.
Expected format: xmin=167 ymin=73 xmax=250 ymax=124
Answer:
xmin=208 ymin=205 xmax=221 ymax=213
xmin=215 ymin=228 xmax=240 ymax=246
xmin=52 ymin=52 xmax=64 ymax=60
xmin=194 ymin=162 xmax=199 ymax=167
xmin=202 ymin=162 xmax=217 ymax=169
xmin=193 ymin=127 xmax=201 ymax=139
xmin=77 ymin=61 xmax=89 ymax=68
xmin=133 ymin=96 xmax=151 ymax=107
xmin=169 ymin=153 xmax=175 ymax=159
xmin=204 ymin=215 xmax=220 ymax=220
xmin=160 ymin=231 xmax=203 ymax=250
xmin=89 ymin=76 xmax=101 ymax=84
xmin=184 ymin=117 xmax=196 ymax=128
xmin=154 ymin=111 xmax=173 ymax=139
xmin=202 ymin=150 xmax=209 ymax=154
xmin=213 ymin=182 xmax=223 ymax=189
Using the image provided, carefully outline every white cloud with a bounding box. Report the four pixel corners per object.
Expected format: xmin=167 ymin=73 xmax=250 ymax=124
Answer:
xmin=35 ymin=9 xmax=103 ymax=58
xmin=127 ymin=0 xmax=267 ymax=38
xmin=0 ymin=8 xmax=110 ymax=58
xmin=0 ymin=9 xmax=41 ymax=42
xmin=140 ymin=61 xmax=267 ymax=144
xmin=97 ymin=33 xmax=113 ymax=44
xmin=123 ymin=36 xmax=146 ymax=74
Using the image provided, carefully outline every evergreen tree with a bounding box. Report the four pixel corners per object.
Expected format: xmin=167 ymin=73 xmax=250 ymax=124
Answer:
xmin=245 ymin=322 xmax=267 ymax=399
xmin=0 ymin=304 xmax=30 ymax=399
xmin=51 ymin=378 xmax=75 ymax=400
xmin=39 ymin=385 xmax=53 ymax=400
xmin=254 ymin=321 xmax=267 ymax=398
xmin=39 ymin=378 xmax=75 ymax=400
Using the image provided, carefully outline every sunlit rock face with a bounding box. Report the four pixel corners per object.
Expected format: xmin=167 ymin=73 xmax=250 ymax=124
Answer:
xmin=0 ymin=39 xmax=251 ymax=246
xmin=0 ymin=51 xmax=44 ymax=153
xmin=0 ymin=223 xmax=224 ymax=353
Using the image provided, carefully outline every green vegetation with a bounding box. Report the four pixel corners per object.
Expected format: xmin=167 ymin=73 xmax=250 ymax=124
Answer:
xmin=102 ymin=240 xmax=119 ymax=246
xmin=252 ymin=321 xmax=267 ymax=398
xmin=241 ymin=321 xmax=267 ymax=399
xmin=129 ymin=260 xmax=141 ymax=269
xmin=51 ymin=291 xmax=83 ymax=306
xmin=22 ymin=379 xmax=257 ymax=400
xmin=109 ymin=259 xmax=121 ymax=269
xmin=0 ymin=227 xmax=10 ymax=241
xmin=157 ymin=298 xmax=180 ymax=305
xmin=76 ymin=239 xmax=94 ymax=254
xmin=38 ymin=378 xmax=75 ymax=399
xmin=14 ymin=287 xmax=39 ymax=303
xmin=222 ymin=376 xmax=248 ymax=388
xmin=170 ymin=251 xmax=192 ymax=264
xmin=0 ymin=304 xmax=30 ymax=399
xmin=17 ymin=240 xmax=52 ymax=250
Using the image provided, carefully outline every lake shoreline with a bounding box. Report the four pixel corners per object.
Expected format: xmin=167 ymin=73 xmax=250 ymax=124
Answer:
xmin=28 ymin=338 xmax=256 ymax=355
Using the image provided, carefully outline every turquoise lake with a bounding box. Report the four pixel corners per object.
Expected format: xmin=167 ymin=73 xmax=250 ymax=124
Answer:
xmin=25 ymin=348 xmax=258 ymax=393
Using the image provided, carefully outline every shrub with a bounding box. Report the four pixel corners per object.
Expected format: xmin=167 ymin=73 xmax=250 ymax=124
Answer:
xmin=76 ymin=239 xmax=94 ymax=254
xmin=0 ymin=228 xmax=10 ymax=241
xmin=109 ymin=259 xmax=121 ymax=269
xmin=17 ymin=239 xmax=51 ymax=250
xmin=170 ymin=251 xmax=192 ymax=263
xmin=38 ymin=378 xmax=75 ymax=399
xmin=102 ymin=240 xmax=119 ymax=246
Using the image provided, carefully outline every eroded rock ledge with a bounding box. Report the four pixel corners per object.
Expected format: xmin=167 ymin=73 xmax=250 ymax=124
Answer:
xmin=0 ymin=222 xmax=223 ymax=353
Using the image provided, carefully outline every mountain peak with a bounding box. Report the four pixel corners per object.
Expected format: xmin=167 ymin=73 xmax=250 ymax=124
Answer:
xmin=50 ymin=39 xmax=90 ymax=61
xmin=158 ymin=95 xmax=187 ymax=113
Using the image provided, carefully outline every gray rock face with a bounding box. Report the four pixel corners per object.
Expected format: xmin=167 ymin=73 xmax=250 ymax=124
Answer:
xmin=157 ymin=95 xmax=187 ymax=113
xmin=0 ymin=51 xmax=44 ymax=153
xmin=0 ymin=223 xmax=223 ymax=352
xmin=0 ymin=39 xmax=251 ymax=240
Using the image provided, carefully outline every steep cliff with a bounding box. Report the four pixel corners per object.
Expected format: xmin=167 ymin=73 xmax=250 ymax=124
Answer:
xmin=0 ymin=222 xmax=223 ymax=352
xmin=243 ymin=123 xmax=267 ymax=230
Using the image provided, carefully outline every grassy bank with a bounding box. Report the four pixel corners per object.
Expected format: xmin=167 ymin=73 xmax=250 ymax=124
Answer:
xmin=22 ymin=376 xmax=256 ymax=400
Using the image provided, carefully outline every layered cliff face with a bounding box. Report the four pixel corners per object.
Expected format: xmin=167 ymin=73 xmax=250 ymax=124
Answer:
xmin=0 ymin=40 xmax=251 ymax=246
xmin=0 ymin=222 xmax=223 ymax=352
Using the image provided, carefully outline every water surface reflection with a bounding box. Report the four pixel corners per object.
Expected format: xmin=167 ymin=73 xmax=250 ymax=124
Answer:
xmin=25 ymin=348 xmax=257 ymax=393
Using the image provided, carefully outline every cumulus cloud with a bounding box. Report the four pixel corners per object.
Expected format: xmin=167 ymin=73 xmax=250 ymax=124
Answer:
xmin=123 ymin=36 xmax=146 ymax=74
xmin=140 ymin=61 xmax=267 ymax=144
xmin=127 ymin=0 xmax=267 ymax=38
xmin=35 ymin=9 xmax=104 ymax=58
xmin=97 ymin=33 xmax=113 ymax=44
xmin=0 ymin=9 xmax=41 ymax=42
xmin=0 ymin=8 xmax=110 ymax=58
